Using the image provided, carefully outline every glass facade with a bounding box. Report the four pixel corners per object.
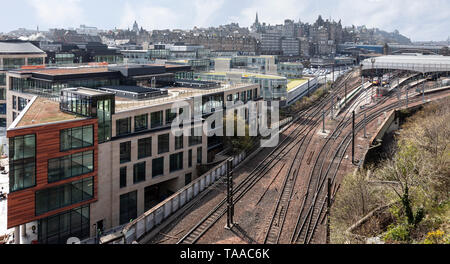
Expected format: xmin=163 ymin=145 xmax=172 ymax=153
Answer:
xmin=60 ymin=125 xmax=93 ymax=152
xmin=97 ymin=98 xmax=112 ymax=143
xmin=2 ymin=58 xmax=25 ymax=70
xmin=9 ymin=134 xmax=36 ymax=192
xmin=48 ymin=150 xmax=94 ymax=183
xmin=120 ymin=191 xmax=137 ymax=225
xmin=35 ymin=177 xmax=93 ymax=216
xmin=38 ymin=205 xmax=90 ymax=244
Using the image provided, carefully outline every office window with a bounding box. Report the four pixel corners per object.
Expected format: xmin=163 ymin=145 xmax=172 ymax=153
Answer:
xmin=120 ymin=141 xmax=131 ymax=164
xmin=18 ymin=97 xmax=28 ymax=111
xmin=150 ymin=111 xmax=163 ymax=128
xmin=170 ymin=152 xmax=183 ymax=172
xmin=0 ymin=104 xmax=6 ymax=115
xmin=9 ymin=134 xmax=36 ymax=192
xmin=189 ymin=127 xmax=202 ymax=146
xmin=152 ymin=157 xmax=164 ymax=177
xmin=47 ymin=150 xmax=94 ymax=183
xmin=120 ymin=191 xmax=137 ymax=225
xmin=133 ymin=162 xmax=146 ymax=184
xmin=120 ymin=167 xmax=127 ymax=188
xmin=175 ymin=135 xmax=183 ymax=150
xmin=60 ymin=125 xmax=94 ymax=151
xmin=185 ymin=173 xmax=192 ymax=185
xmin=37 ymin=205 xmax=90 ymax=244
xmin=138 ymin=137 xmax=152 ymax=159
xmin=227 ymin=94 xmax=232 ymax=101
xmin=188 ymin=149 xmax=192 ymax=168
xmin=35 ymin=177 xmax=94 ymax=216
xmin=158 ymin=134 xmax=169 ymax=154
xmin=134 ymin=114 xmax=148 ymax=132
xmin=197 ymin=147 xmax=202 ymax=164
xmin=165 ymin=109 xmax=178 ymax=124
xmin=116 ymin=117 xmax=131 ymax=136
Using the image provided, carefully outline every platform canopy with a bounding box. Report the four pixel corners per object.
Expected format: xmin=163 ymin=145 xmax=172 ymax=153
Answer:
xmin=361 ymin=55 xmax=450 ymax=73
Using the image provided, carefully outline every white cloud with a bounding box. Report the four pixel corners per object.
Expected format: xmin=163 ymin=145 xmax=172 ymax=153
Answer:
xmin=28 ymin=0 xmax=85 ymax=28
xmin=119 ymin=2 xmax=180 ymax=30
xmin=193 ymin=0 xmax=225 ymax=28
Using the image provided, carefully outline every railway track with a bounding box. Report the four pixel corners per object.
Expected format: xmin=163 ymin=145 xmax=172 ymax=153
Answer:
xmin=290 ymin=84 xmax=448 ymax=244
xmin=175 ymin=70 xmax=361 ymax=244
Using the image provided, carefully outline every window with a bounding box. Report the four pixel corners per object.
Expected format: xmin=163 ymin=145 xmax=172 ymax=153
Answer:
xmin=120 ymin=191 xmax=137 ymax=225
xmin=35 ymin=177 xmax=94 ymax=216
xmin=9 ymin=134 xmax=36 ymax=192
xmin=0 ymin=104 xmax=5 ymax=115
xmin=133 ymin=162 xmax=146 ymax=184
xmin=116 ymin=117 xmax=131 ymax=136
xmin=38 ymin=205 xmax=90 ymax=244
xmin=197 ymin=147 xmax=202 ymax=164
xmin=175 ymin=135 xmax=183 ymax=150
xmin=18 ymin=97 xmax=28 ymax=111
xmin=47 ymin=150 xmax=94 ymax=183
xmin=170 ymin=152 xmax=183 ymax=172
xmin=189 ymin=127 xmax=202 ymax=146
xmin=60 ymin=125 xmax=94 ymax=151
xmin=120 ymin=141 xmax=131 ymax=164
xmin=165 ymin=109 xmax=178 ymax=124
xmin=185 ymin=173 xmax=192 ymax=185
xmin=227 ymin=94 xmax=232 ymax=101
xmin=138 ymin=137 xmax=152 ymax=159
xmin=158 ymin=134 xmax=169 ymax=154
xmin=120 ymin=167 xmax=127 ymax=188
xmin=188 ymin=149 xmax=192 ymax=168
xmin=152 ymin=157 xmax=164 ymax=177
xmin=151 ymin=111 xmax=163 ymax=128
xmin=144 ymin=185 xmax=159 ymax=211
xmin=134 ymin=114 xmax=148 ymax=132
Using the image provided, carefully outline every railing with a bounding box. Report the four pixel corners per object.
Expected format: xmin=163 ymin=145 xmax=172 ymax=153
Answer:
xmin=116 ymin=151 xmax=247 ymax=244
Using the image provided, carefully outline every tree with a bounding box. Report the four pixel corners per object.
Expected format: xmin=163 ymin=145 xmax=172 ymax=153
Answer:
xmin=223 ymin=112 xmax=255 ymax=154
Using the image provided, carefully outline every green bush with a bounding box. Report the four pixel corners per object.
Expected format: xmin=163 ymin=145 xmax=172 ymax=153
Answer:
xmin=384 ymin=224 xmax=412 ymax=243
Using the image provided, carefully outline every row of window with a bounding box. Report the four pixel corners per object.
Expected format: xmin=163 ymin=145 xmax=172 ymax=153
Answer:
xmin=116 ymin=108 xmax=183 ymax=136
xmin=9 ymin=134 xmax=36 ymax=192
xmin=120 ymin=128 xmax=202 ymax=164
xmin=48 ymin=150 xmax=94 ymax=183
xmin=35 ymin=177 xmax=94 ymax=216
xmin=60 ymin=125 xmax=94 ymax=152
xmin=120 ymin=148 xmax=202 ymax=188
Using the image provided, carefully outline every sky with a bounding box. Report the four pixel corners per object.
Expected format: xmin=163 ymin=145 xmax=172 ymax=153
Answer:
xmin=1 ymin=0 xmax=449 ymax=41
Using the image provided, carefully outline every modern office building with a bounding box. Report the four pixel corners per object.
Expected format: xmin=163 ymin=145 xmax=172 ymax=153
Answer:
xmin=6 ymin=64 xmax=260 ymax=244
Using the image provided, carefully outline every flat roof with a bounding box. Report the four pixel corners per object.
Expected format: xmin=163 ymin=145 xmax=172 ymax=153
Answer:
xmin=287 ymin=78 xmax=308 ymax=91
xmin=13 ymin=67 xmax=110 ymax=76
xmin=100 ymin=85 xmax=164 ymax=94
xmin=200 ymin=71 xmax=286 ymax=80
xmin=16 ymin=97 xmax=81 ymax=128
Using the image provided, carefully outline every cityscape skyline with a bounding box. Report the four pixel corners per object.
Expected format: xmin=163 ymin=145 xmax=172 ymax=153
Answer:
xmin=1 ymin=0 xmax=449 ymax=41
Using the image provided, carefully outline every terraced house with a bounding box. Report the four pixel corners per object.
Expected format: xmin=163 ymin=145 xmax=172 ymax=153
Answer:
xmin=5 ymin=64 xmax=260 ymax=244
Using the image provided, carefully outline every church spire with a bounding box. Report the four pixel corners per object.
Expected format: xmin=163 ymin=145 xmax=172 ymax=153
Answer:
xmin=255 ymin=12 xmax=259 ymax=24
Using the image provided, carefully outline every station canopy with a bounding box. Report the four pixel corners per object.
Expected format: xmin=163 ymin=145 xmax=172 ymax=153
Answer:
xmin=361 ymin=55 xmax=450 ymax=73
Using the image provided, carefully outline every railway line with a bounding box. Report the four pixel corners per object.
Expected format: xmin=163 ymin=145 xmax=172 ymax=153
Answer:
xmin=175 ymin=69 xmax=361 ymax=244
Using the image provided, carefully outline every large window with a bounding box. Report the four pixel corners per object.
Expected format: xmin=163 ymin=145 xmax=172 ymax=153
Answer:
xmin=197 ymin=147 xmax=203 ymax=164
xmin=120 ymin=191 xmax=137 ymax=225
xmin=35 ymin=177 xmax=94 ymax=216
xmin=120 ymin=167 xmax=127 ymax=188
xmin=189 ymin=127 xmax=202 ymax=146
xmin=97 ymin=99 xmax=112 ymax=143
xmin=134 ymin=114 xmax=148 ymax=132
xmin=120 ymin=141 xmax=131 ymax=164
xmin=166 ymin=108 xmax=182 ymax=124
xmin=170 ymin=152 xmax=183 ymax=172
xmin=133 ymin=162 xmax=146 ymax=184
xmin=138 ymin=137 xmax=152 ymax=159
xmin=158 ymin=134 xmax=169 ymax=154
xmin=188 ymin=149 xmax=192 ymax=168
xmin=116 ymin=117 xmax=131 ymax=136
xmin=38 ymin=205 xmax=90 ymax=244
xmin=60 ymin=125 xmax=94 ymax=151
xmin=48 ymin=151 xmax=93 ymax=183
xmin=18 ymin=97 xmax=28 ymax=111
xmin=151 ymin=111 xmax=163 ymax=128
xmin=9 ymin=134 xmax=36 ymax=192
xmin=0 ymin=104 xmax=6 ymax=115
xmin=152 ymin=157 xmax=164 ymax=177
xmin=175 ymin=135 xmax=183 ymax=150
